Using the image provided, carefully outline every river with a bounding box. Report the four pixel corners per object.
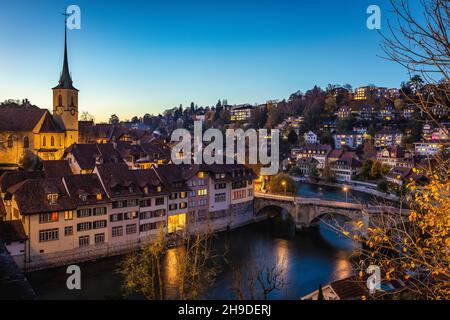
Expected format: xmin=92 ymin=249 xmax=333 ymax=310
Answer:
xmin=26 ymin=216 xmax=357 ymax=300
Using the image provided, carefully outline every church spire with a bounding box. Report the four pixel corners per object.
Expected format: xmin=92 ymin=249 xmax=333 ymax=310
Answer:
xmin=53 ymin=11 xmax=78 ymax=91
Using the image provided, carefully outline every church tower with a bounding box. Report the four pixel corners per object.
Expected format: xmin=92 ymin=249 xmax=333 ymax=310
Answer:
xmin=52 ymin=16 xmax=78 ymax=147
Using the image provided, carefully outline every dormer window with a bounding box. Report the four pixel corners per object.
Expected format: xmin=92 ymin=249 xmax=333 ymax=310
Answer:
xmin=96 ymin=193 xmax=102 ymax=200
xmin=95 ymin=156 xmax=103 ymax=165
xmin=156 ymin=186 xmax=162 ymax=192
xmin=129 ymin=186 xmax=134 ymax=193
xmin=80 ymin=194 xmax=87 ymax=202
xmin=143 ymin=186 xmax=149 ymax=194
xmin=48 ymin=193 xmax=58 ymax=205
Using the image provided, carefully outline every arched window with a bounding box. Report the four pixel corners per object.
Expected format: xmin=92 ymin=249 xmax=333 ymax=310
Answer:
xmin=43 ymin=136 xmax=47 ymax=147
xmin=71 ymin=96 xmax=75 ymax=107
xmin=58 ymin=95 xmax=62 ymax=106
xmin=7 ymin=136 xmax=13 ymax=148
xmin=51 ymin=136 xmax=55 ymax=146
xmin=23 ymin=136 xmax=29 ymax=148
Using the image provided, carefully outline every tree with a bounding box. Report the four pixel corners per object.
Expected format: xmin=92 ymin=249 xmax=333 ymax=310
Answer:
xmin=309 ymin=164 xmax=319 ymax=181
xmin=288 ymin=166 xmax=302 ymax=177
xmin=324 ymin=95 xmax=337 ymax=115
xmin=231 ymin=257 xmax=287 ymax=300
xmin=79 ymin=111 xmax=95 ymax=122
xmin=337 ymin=0 xmax=450 ymax=300
xmin=266 ymin=173 xmax=297 ymax=195
xmin=376 ymin=179 xmax=388 ymax=192
xmin=119 ymin=225 xmax=220 ymax=300
xmin=131 ymin=116 xmax=140 ymax=124
xmin=320 ymin=131 xmax=334 ymax=147
xmin=18 ymin=150 xmax=40 ymax=171
xmin=119 ymin=228 xmax=166 ymax=299
xmin=287 ymin=130 xmax=298 ymax=145
xmin=394 ymin=98 xmax=405 ymax=111
xmin=363 ymin=140 xmax=377 ymax=158
xmin=173 ymin=227 xmax=220 ymax=300
xmin=323 ymin=164 xmax=334 ymax=182
xmin=266 ymin=105 xmax=285 ymax=128
xmin=109 ymin=114 xmax=120 ymax=125
xmin=360 ymin=160 xmax=373 ymax=180
xmin=250 ymin=107 xmax=268 ymax=129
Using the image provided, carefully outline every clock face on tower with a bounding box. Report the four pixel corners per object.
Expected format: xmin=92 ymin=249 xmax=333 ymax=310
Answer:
xmin=70 ymin=108 xmax=76 ymax=116
xmin=56 ymin=106 xmax=64 ymax=115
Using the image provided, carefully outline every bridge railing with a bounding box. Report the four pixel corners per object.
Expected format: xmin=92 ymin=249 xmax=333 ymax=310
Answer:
xmin=255 ymin=191 xmax=407 ymax=214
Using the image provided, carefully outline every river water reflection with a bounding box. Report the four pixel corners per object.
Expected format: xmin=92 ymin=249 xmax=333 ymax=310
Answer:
xmin=27 ymin=215 xmax=357 ymax=300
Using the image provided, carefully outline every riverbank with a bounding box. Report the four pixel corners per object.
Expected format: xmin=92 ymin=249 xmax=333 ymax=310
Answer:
xmin=292 ymin=177 xmax=399 ymax=202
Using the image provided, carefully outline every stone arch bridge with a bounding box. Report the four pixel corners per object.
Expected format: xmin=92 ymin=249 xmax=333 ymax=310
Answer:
xmin=254 ymin=192 xmax=409 ymax=230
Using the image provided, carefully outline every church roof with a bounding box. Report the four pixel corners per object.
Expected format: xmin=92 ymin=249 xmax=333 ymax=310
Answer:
xmin=0 ymin=103 xmax=46 ymax=131
xmin=39 ymin=112 xmax=64 ymax=133
xmin=52 ymin=21 xmax=78 ymax=91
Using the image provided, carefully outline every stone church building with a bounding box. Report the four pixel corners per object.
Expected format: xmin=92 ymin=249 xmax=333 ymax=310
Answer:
xmin=0 ymin=25 xmax=78 ymax=170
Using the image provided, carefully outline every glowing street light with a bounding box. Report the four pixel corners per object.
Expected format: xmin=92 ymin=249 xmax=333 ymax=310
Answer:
xmin=343 ymin=185 xmax=349 ymax=202
xmin=282 ymin=180 xmax=287 ymax=195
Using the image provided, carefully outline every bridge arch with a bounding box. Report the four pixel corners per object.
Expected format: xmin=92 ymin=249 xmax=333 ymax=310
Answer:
xmin=307 ymin=207 xmax=364 ymax=226
xmin=254 ymin=198 xmax=297 ymax=219
xmin=309 ymin=211 xmax=354 ymax=225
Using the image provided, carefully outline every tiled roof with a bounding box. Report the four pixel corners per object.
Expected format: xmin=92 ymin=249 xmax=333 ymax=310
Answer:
xmin=329 ymin=276 xmax=368 ymax=300
xmin=63 ymin=174 xmax=109 ymax=206
xmin=96 ymin=163 xmax=146 ymax=198
xmin=64 ymin=143 xmax=122 ymax=170
xmin=10 ymin=178 xmax=76 ymax=215
xmin=0 ymin=171 xmax=45 ymax=193
xmin=297 ymin=157 xmax=319 ymax=165
xmin=154 ymin=164 xmax=192 ymax=192
xmin=38 ymin=112 xmax=64 ymax=133
xmin=0 ymin=104 xmax=46 ymax=131
xmin=42 ymin=160 xmax=72 ymax=178
xmin=0 ymin=220 xmax=27 ymax=242
xmin=328 ymin=149 xmax=344 ymax=159
xmin=332 ymin=157 xmax=362 ymax=168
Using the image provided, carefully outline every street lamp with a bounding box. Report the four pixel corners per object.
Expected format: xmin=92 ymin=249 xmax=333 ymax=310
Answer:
xmin=281 ymin=180 xmax=287 ymax=196
xmin=343 ymin=185 xmax=349 ymax=202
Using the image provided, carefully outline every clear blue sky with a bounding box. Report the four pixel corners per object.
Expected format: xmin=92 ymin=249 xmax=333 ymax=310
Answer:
xmin=0 ymin=0 xmax=409 ymax=122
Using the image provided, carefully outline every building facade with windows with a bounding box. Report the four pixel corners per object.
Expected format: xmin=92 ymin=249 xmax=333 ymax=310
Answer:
xmin=1 ymin=161 xmax=256 ymax=270
xmin=333 ymin=132 xmax=364 ymax=150
xmin=374 ymin=130 xmax=403 ymax=148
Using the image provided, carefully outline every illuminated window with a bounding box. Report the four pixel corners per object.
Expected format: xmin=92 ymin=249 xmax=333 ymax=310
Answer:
xmin=47 ymin=193 xmax=58 ymax=205
xmin=64 ymin=211 xmax=73 ymax=221
xmin=39 ymin=212 xmax=59 ymax=223
xmin=197 ymin=171 xmax=205 ymax=178
xmin=96 ymin=193 xmax=102 ymax=200
xmin=167 ymin=213 xmax=186 ymax=233
xmin=197 ymin=189 xmax=207 ymax=196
